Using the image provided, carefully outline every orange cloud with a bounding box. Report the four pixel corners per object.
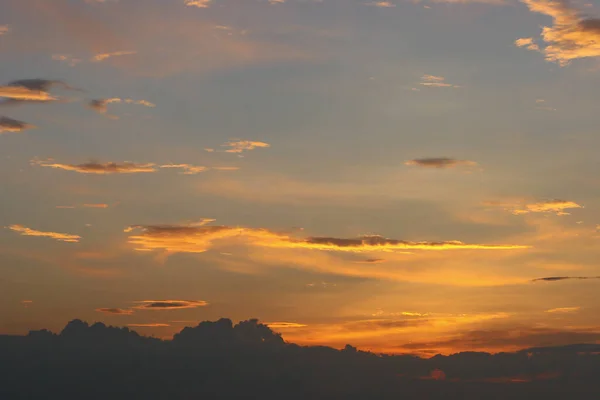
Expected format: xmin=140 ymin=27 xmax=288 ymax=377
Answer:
xmin=185 ymin=0 xmax=212 ymax=7
xmin=546 ymin=307 xmax=580 ymax=313
xmin=266 ymin=322 xmax=308 ymax=329
xmin=92 ymin=50 xmax=137 ymax=62
xmin=7 ymin=224 xmax=81 ymax=243
xmin=0 ymin=117 xmax=35 ymax=134
xmin=418 ymin=75 xmax=460 ymax=88
xmin=127 ymin=323 xmax=170 ymax=327
xmin=159 ymin=164 xmax=208 ymax=175
xmin=88 ymin=97 xmax=155 ymax=115
xmin=521 ymin=0 xmax=600 ymax=65
xmin=96 ymin=308 xmax=134 ymax=315
xmin=485 ymin=199 xmax=583 ymax=216
xmin=126 ymin=222 xmax=529 ymax=255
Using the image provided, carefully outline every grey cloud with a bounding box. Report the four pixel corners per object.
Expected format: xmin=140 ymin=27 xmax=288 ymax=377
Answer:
xmin=0 ymin=116 xmax=35 ymax=134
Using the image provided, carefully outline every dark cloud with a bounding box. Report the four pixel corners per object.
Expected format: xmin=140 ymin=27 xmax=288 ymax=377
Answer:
xmin=133 ymin=300 xmax=208 ymax=310
xmin=532 ymin=276 xmax=600 ymax=282
xmin=0 ymin=78 xmax=80 ymax=106
xmin=0 ymin=116 xmax=35 ymax=134
xmin=32 ymin=159 xmax=157 ymax=174
xmin=405 ymin=158 xmax=478 ymax=169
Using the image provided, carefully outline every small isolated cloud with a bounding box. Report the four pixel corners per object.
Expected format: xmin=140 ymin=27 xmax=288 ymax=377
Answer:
xmin=83 ymin=203 xmax=109 ymax=208
xmin=521 ymin=0 xmax=600 ymax=65
xmin=127 ymin=323 xmax=170 ymax=327
xmin=126 ymin=222 xmax=529 ymax=255
xmin=222 ymin=140 xmax=270 ymax=153
xmin=485 ymin=199 xmax=582 ymax=216
xmin=0 ymin=116 xmax=35 ymax=134
xmin=0 ymin=25 xmax=10 ymax=35
xmin=356 ymin=258 xmax=386 ymax=263
xmin=52 ymin=54 xmax=83 ymax=67
xmin=21 ymin=300 xmax=33 ymax=307
xmin=92 ymin=50 xmax=137 ymax=62
xmin=366 ymin=1 xmax=396 ymax=7
xmin=7 ymin=224 xmax=81 ymax=243
xmin=0 ymin=79 xmax=79 ymax=105
xmin=185 ymin=0 xmax=212 ymax=7
xmin=546 ymin=306 xmax=580 ymax=313
xmin=32 ymin=159 xmax=157 ymax=174
xmin=515 ymin=37 xmax=540 ymax=51
xmin=266 ymin=322 xmax=308 ymax=329
xmin=133 ymin=300 xmax=209 ymax=310
xmin=418 ymin=75 xmax=460 ymax=88
xmin=160 ymin=164 xmax=208 ymax=175
xmin=532 ymin=276 xmax=600 ymax=282
xmin=88 ymin=97 xmax=155 ymax=115
xmin=96 ymin=308 xmax=134 ymax=315
xmin=405 ymin=157 xmax=478 ymax=169
xmin=269 ymin=0 xmax=286 ymax=4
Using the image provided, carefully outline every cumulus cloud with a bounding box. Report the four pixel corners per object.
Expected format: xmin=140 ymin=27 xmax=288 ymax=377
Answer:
xmin=31 ymin=159 xmax=157 ymax=174
xmin=485 ymin=199 xmax=583 ymax=216
xmin=0 ymin=116 xmax=35 ymax=134
xmin=92 ymin=50 xmax=137 ymax=62
xmin=405 ymin=158 xmax=478 ymax=169
xmin=185 ymin=0 xmax=212 ymax=7
xmin=125 ymin=222 xmax=529 ymax=255
xmin=532 ymin=276 xmax=600 ymax=282
xmin=7 ymin=224 xmax=81 ymax=243
xmin=546 ymin=306 xmax=580 ymax=313
xmin=88 ymin=97 xmax=155 ymax=115
xmin=418 ymin=75 xmax=460 ymax=88
xmin=96 ymin=308 xmax=134 ymax=315
xmin=521 ymin=0 xmax=600 ymax=65
xmin=133 ymin=300 xmax=209 ymax=310
xmin=222 ymin=140 xmax=270 ymax=153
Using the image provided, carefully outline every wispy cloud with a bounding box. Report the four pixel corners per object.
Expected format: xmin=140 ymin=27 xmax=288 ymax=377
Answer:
xmin=185 ymin=0 xmax=212 ymax=7
xmin=546 ymin=306 xmax=580 ymax=313
xmin=88 ymin=97 xmax=155 ymax=115
xmin=7 ymin=224 xmax=81 ymax=243
xmin=266 ymin=322 xmax=308 ymax=329
xmin=0 ymin=79 xmax=79 ymax=105
xmin=32 ymin=159 xmax=157 ymax=174
xmin=96 ymin=308 xmax=134 ymax=315
xmin=0 ymin=25 xmax=10 ymax=35
xmin=532 ymin=276 xmax=600 ymax=282
xmin=521 ymin=0 xmax=600 ymax=65
xmin=127 ymin=323 xmax=170 ymax=327
xmin=92 ymin=50 xmax=137 ymax=62
xmin=405 ymin=158 xmax=478 ymax=169
xmin=366 ymin=1 xmax=396 ymax=7
xmin=133 ymin=300 xmax=209 ymax=310
xmin=0 ymin=116 xmax=35 ymax=134
xmin=484 ymin=199 xmax=582 ymax=216
xmin=125 ymin=222 xmax=529 ymax=255
xmin=418 ymin=75 xmax=460 ymax=88
xmin=222 ymin=140 xmax=270 ymax=153
xmin=159 ymin=164 xmax=208 ymax=175
xmin=56 ymin=204 xmax=109 ymax=209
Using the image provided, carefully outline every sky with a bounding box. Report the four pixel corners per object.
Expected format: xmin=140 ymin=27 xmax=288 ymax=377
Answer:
xmin=1 ymin=0 xmax=600 ymax=357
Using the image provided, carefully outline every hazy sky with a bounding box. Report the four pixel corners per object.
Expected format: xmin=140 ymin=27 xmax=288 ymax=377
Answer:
xmin=1 ymin=0 xmax=600 ymax=356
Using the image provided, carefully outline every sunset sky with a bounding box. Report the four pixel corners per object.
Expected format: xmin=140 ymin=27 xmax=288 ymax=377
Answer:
xmin=2 ymin=0 xmax=600 ymax=356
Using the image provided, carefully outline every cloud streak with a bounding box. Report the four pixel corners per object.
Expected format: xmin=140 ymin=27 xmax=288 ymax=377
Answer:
xmin=126 ymin=222 xmax=529 ymax=255
xmin=133 ymin=300 xmax=209 ymax=310
xmin=7 ymin=224 xmax=81 ymax=243
xmin=0 ymin=117 xmax=35 ymax=134
xmin=222 ymin=140 xmax=270 ymax=153
xmin=405 ymin=158 xmax=478 ymax=169
xmin=96 ymin=308 xmax=134 ymax=315
xmin=32 ymin=159 xmax=157 ymax=174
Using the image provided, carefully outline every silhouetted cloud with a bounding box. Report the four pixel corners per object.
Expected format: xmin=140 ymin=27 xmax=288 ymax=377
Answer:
xmin=96 ymin=308 xmax=134 ymax=315
xmin=32 ymin=159 xmax=157 ymax=174
xmin=532 ymin=276 xmax=600 ymax=282
xmin=133 ymin=300 xmax=208 ymax=310
xmin=0 ymin=116 xmax=35 ymax=133
xmin=125 ymin=222 xmax=529 ymax=254
xmin=0 ymin=79 xmax=79 ymax=105
xmin=356 ymin=258 xmax=386 ymax=263
xmin=7 ymin=224 xmax=81 ymax=243
xmin=405 ymin=158 xmax=478 ymax=169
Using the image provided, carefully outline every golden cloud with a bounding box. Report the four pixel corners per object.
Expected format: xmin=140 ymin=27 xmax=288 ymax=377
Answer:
xmin=485 ymin=199 xmax=582 ymax=216
xmin=418 ymin=75 xmax=460 ymax=88
xmin=7 ymin=224 xmax=81 ymax=243
xmin=127 ymin=323 xmax=170 ymax=327
xmin=521 ymin=0 xmax=600 ymax=65
xmin=185 ymin=0 xmax=212 ymax=7
xmin=88 ymin=97 xmax=155 ymax=115
xmin=222 ymin=140 xmax=270 ymax=153
xmin=266 ymin=322 xmax=308 ymax=329
xmin=92 ymin=50 xmax=137 ymax=62
xmin=159 ymin=164 xmax=208 ymax=175
xmin=545 ymin=306 xmax=580 ymax=313
xmin=126 ymin=222 xmax=530 ymax=254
